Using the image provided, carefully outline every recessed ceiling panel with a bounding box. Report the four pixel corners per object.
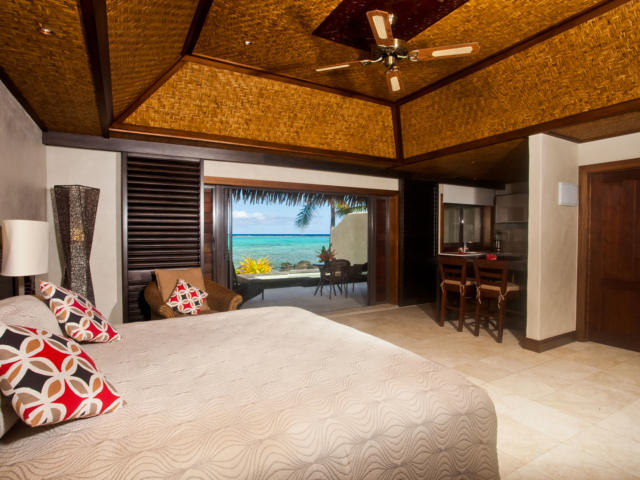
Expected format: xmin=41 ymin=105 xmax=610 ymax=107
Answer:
xmin=194 ymin=0 xmax=604 ymax=101
xmin=313 ymin=0 xmax=470 ymax=51
xmin=550 ymin=111 xmax=640 ymax=142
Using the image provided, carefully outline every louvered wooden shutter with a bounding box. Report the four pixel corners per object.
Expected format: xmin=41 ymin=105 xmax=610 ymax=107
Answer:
xmin=122 ymin=155 xmax=203 ymax=322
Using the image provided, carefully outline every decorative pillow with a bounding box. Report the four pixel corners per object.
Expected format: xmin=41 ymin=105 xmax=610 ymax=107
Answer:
xmin=166 ymin=279 xmax=208 ymax=316
xmin=155 ymin=268 xmax=210 ymax=312
xmin=0 ymin=295 xmax=65 ymax=437
xmin=39 ymin=282 xmax=121 ymax=343
xmin=0 ymin=321 xmax=123 ymax=427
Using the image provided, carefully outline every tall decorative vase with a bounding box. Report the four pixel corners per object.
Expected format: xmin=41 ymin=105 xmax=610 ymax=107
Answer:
xmin=52 ymin=185 xmax=100 ymax=305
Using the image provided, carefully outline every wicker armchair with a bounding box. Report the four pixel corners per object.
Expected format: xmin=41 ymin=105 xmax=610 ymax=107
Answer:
xmin=144 ymin=279 xmax=242 ymax=320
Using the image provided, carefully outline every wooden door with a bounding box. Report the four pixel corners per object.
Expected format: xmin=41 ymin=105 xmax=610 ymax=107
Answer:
xmin=368 ymin=197 xmax=388 ymax=305
xmin=587 ymin=168 xmax=640 ymax=351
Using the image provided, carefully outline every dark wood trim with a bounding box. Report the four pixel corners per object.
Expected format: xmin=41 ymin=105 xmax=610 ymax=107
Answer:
xmin=388 ymin=193 xmax=399 ymax=305
xmin=199 ymin=159 xmax=205 ymax=278
xmin=110 ymin=122 xmax=397 ymax=166
xmin=181 ymin=0 xmax=214 ymax=56
xmin=439 ymin=193 xmax=444 ymax=253
xmin=203 ymin=176 xmax=398 ymax=197
xmin=576 ymin=156 xmax=640 ymax=342
xmin=397 ymin=0 xmax=632 ymax=106
xmin=114 ymin=58 xmax=185 ymax=124
xmin=413 ymin=175 xmax=506 ymax=190
xmin=400 ymin=97 xmax=640 ymax=167
xmin=521 ymin=331 xmax=577 ymax=353
xmin=0 ymin=65 xmax=47 ymax=131
xmin=121 ymin=153 xmax=129 ymax=322
xmin=391 ymin=105 xmax=404 ymax=162
xmin=186 ymin=54 xmax=394 ymax=107
xmin=79 ymin=0 xmax=113 ymax=137
xmin=543 ymin=131 xmax=583 ymax=144
xmin=42 ymin=131 xmax=410 ymax=179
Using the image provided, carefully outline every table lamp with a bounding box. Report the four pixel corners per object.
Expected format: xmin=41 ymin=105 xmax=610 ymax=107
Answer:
xmin=1 ymin=220 xmax=49 ymax=295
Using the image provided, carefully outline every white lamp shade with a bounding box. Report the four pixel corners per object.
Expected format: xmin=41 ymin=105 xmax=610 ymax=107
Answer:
xmin=1 ymin=220 xmax=49 ymax=277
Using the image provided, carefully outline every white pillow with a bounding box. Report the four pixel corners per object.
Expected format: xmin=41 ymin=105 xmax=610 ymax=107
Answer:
xmin=0 ymin=295 xmax=62 ymax=437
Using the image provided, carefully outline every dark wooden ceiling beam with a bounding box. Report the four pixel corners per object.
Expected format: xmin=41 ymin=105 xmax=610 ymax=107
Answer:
xmin=397 ymin=97 xmax=640 ymax=167
xmin=79 ymin=0 xmax=113 ymax=137
xmin=396 ymin=0 xmax=632 ymax=106
xmin=43 ymin=131 xmax=410 ymax=179
xmin=0 ymin=64 xmax=47 ymax=131
xmin=182 ymin=0 xmax=215 ymax=56
xmin=391 ymin=105 xmax=404 ymax=162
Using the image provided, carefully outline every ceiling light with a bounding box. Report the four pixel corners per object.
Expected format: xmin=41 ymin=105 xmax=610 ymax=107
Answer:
xmin=432 ymin=46 xmax=473 ymax=57
xmin=38 ymin=25 xmax=56 ymax=36
xmin=390 ymin=76 xmax=401 ymax=91
xmin=243 ymin=40 xmax=252 ymax=46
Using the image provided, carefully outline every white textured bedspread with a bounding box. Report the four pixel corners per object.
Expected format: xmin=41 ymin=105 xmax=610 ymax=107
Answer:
xmin=0 ymin=307 xmax=498 ymax=479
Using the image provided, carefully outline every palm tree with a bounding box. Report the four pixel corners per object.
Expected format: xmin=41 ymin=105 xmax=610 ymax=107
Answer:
xmin=295 ymin=198 xmax=367 ymax=232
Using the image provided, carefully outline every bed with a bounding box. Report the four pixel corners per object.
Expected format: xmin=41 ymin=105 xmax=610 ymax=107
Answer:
xmin=0 ymin=299 xmax=498 ymax=479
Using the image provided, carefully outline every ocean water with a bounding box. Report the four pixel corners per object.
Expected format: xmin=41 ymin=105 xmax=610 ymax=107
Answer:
xmin=232 ymin=235 xmax=330 ymax=269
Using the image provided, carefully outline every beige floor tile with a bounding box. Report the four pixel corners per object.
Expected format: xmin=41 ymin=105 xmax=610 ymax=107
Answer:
xmin=480 ymin=353 xmax=545 ymax=373
xmin=596 ymin=410 xmax=640 ymax=442
xmin=536 ymin=389 xmax=621 ymax=424
xmin=528 ymin=443 xmax=637 ymax=480
xmin=454 ymin=362 xmax=513 ymax=383
xmin=562 ymin=376 xmax=639 ymax=410
xmin=490 ymin=373 xmax=557 ymax=400
xmin=506 ymin=402 xmax=592 ymax=441
xmin=497 ymin=416 xmax=561 ymax=464
xmin=607 ymin=361 xmax=640 ymax=378
xmin=499 ymin=449 xmax=526 ymax=478
xmin=567 ymin=425 xmax=640 ymax=477
xmin=585 ymin=371 xmax=640 ymax=397
xmin=561 ymin=352 xmax=625 ymax=370
xmin=519 ymin=359 xmax=602 ymax=390
xmin=622 ymin=398 xmax=640 ymax=417
xmin=481 ymin=384 xmax=531 ymax=415
xmin=503 ymin=465 xmax=551 ymax=480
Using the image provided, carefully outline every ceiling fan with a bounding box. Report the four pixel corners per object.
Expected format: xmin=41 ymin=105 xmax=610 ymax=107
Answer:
xmin=314 ymin=10 xmax=480 ymax=94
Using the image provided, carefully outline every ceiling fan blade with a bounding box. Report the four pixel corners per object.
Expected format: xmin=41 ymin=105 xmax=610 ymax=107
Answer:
xmin=315 ymin=60 xmax=372 ymax=72
xmin=366 ymin=10 xmax=394 ymax=47
xmin=385 ymin=68 xmax=404 ymax=94
xmin=409 ymin=42 xmax=480 ymax=62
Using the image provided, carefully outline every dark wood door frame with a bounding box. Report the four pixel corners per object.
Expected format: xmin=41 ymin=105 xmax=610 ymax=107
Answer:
xmin=577 ymin=156 xmax=640 ymax=341
xmin=204 ymin=177 xmax=399 ymax=305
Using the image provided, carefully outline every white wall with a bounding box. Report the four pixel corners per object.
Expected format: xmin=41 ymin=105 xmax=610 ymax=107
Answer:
xmin=46 ymin=147 xmax=122 ymax=323
xmin=0 ymin=81 xmax=46 ymax=225
xmin=204 ymin=160 xmax=399 ymax=191
xmin=527 ymin=134 xmax=579 ymax=340
xmin=579 ymin=131 xmax=640 ymax=166
xmin=442 ymin=184 xmax=494 ymax=206
xmin=330 ymin=212 xmax=368 ymax=265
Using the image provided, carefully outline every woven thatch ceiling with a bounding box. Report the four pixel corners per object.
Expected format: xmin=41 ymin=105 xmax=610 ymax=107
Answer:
xmin=1 ymin=0 xmax=639 ymax=184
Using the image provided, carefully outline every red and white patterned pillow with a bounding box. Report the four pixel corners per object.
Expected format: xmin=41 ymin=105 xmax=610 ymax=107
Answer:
xmin=39 ymin=282 xmax=121 ymax=343
xmin=0 ymin=320 xmax=123 ymax=427
xmin=166 ymin=279 xmax=208 ymax=315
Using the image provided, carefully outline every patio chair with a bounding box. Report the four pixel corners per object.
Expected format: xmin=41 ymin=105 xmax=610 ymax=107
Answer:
xmin=232 ymin=261 xmax=265 ymax=307
xmin=315 ymin=259 xmax=350 ymax=299
xmin=348 ymin=262 xmax=367 ymax=292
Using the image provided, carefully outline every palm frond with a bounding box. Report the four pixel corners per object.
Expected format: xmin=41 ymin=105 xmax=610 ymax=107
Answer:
xmin=295 ymin=202 xmax=319 ymax=230
xmin=336 ymin=202 xmax=368 ymax=218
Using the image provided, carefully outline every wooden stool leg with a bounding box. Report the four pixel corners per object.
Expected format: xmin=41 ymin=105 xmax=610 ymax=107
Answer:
xmin=497 ymin=300 xmax=506 ymax=343
xmin=474 ymin=296 xmax=481 ymax=336
xmin=440 ymin=290 xmax=447 ymax=327
xmin=458 ymin=288 xmax=465 ymax=332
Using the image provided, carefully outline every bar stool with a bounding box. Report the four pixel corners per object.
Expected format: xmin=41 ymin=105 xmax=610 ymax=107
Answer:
xmin=473 ymin=259 xmax=520 ymax=343
xmin=438 ymin=256 xmax=476 ymax=332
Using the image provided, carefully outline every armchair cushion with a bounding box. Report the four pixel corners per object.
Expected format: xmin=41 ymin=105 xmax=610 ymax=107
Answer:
xmin=155 ymin=268 xmax=210 ymax=312
xmin=166 ymin=279 xmax=208 ymax=316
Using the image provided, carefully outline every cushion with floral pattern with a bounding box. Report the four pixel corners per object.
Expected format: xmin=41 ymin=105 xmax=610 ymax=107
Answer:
xmin=166 ymin=279 xmax=208 ymax=316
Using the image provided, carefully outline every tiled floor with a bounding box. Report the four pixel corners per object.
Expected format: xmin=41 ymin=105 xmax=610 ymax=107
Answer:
xmin=241 ymin=282 xmax=367 ymax=313
xmin=321 ymin=304 xmax=640 ymax=479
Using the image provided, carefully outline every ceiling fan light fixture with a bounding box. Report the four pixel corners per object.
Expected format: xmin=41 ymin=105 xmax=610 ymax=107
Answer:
xmin=432 ymin=46 xmax=474 ymax=57
xmin=38 ymin=24 xmax=55 ymax=36
xmin=243 ymin=40 xmax=252 ymax=46
xmin=389 ymin=76 xmax=401 ymax=92
xmin=372 ymin=16 xmax=388 ymax=39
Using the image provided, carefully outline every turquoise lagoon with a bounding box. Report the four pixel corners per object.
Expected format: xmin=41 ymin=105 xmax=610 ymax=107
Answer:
xmin=232 ymin=235 xmax=330 ymax=268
